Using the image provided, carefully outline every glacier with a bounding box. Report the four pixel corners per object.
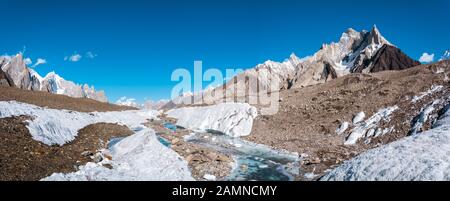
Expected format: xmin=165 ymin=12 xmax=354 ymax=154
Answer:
xmin=322 ymin=104 xmax=450 ymax=181
xmin=352 ymin=112 xmax=366 ymax=124
xmin=411 ymin=85 xmax=443 ymax=103
xmin=0 ymin=101 xmax=159 ymax=146
xmin=166 ymin=103 xmax=258 ymax=137
xmin=42 ymin=127 xmax=194 ymax=181
xmin=0 ymin=100 xmax=193 ymax=181
xmin=344 ymin=106 xmax=398 ymax=145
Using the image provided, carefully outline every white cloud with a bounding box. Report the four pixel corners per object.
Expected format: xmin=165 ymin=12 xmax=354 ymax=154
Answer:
xmin=115 ymin=97 xmax=142 ymax=108
xmin=65 ymin=53 xmax=82 ymax=62
xmin=31 ymin=58 xmax=47 ymax=68
xmin=24 ymin=58 xmax=32 ymax=66
xmin=64 ymin=51 xmax=97 ymax=62
xmin=419 ymin=52 xmax=434 ymax=63
xmin=86 ymin=51 xmax=97 ymax=59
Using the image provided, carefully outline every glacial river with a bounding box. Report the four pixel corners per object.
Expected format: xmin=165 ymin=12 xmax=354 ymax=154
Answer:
xmin=162 ymin=123 xmax=300 ymax=181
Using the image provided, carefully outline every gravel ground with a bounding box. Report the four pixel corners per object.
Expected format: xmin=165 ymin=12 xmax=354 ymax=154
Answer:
xmin=0 ymin=118 xmax=133 ymax=181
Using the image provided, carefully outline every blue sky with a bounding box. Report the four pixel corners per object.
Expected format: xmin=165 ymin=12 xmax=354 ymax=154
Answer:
xmin=1 ymin=0 xmax=449 ymax=102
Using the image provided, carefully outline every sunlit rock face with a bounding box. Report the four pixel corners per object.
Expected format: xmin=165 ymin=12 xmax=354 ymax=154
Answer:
xmin=0 ymin=54 xmax=31 ymax=89
xmin=0 ymin=54 xmax=108 ymax=102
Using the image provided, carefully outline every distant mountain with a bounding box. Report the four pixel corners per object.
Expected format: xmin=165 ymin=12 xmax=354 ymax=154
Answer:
xmin=165 ymin=25 xmax=421 ymax=108
xmin=143 ymin=99 xmax=170 ymax=110
xmin=115 ymin=97 xmax=169 ymax=110
xmin=0 ymin=54 xmax=107 ymax=102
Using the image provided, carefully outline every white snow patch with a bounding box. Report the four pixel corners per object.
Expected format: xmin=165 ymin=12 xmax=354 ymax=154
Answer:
xmin=0 ymin=101 xmax=158 ymax=146
xmin=352 ymin=112 xmax=366 ymax=124
xmin=322 ymin=105 xmax=450 ymax=181
xmin=336 ymin=121 xmax=349 ymax=135
xmin=166 ymin=103 xmax=258 ymax=137
xmin=412 ymin=85 xmax=443 ymax=103
xmin=203 ymin=174 xmax=217 ymax=181
xmin=365 ymin=128 xmax=375 ymax=138
xmin=345 ymin=106 xmax=399 ymax=145
xmin=304 ymin=172 xmax=319 ymax=180
xmin=42 ymin=128 xmax=194 ymax=181
xmin=409 ymin=100 xmax=441 ymax=135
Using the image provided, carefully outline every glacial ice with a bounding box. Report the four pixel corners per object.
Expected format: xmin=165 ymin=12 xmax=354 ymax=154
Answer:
xmin=352 ymin=112 xmax=366 ymax=124
xmin=0 ymin=101 xmax=159 ymax=146
xmin=322 ymin=104 xmax=450 ymax=181
xmin=411 ymin=85 xmax=443 ymax=103
xmin=335 ymin=121 xmax=349 ymax=135
xmin=166 ymin=103 xmax=258 ymax=137
xmin=42 ymin=128 xmax=194 ymax=181
xmin=344 ymin=106 xmax=398 ymax=145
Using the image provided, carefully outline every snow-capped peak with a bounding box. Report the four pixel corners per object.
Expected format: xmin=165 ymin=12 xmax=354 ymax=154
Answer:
xmin=0 ymin=53 xmax=108 ymax=102
xmin=256 ymin=53 xmax=302 ymax=74
xmin=339 ymin=28 xmax=361 ymax=47
xmin=143 ymin=99 xmax=170 ymax=110
xmin=439 ymin=50 xmax=450 ymax=61
xmin=371 ymin=24 xmax=381 ymax=37
xmin=44 ymin=71 xmax=62 ymax=80
xmin=162 ymin=26 xmax=415 ymax=108
xmin=28 ymin=68 xmax=44 ymax=84
xmin=288 ymin=52 xmax=299 ymax=60
xmin=369 ymin=24 xmax=391 ymax=46
xmin=287 ymin=53 xmax=302 ymax=65
xmin=42 ymin=71 xmax=66 ymax=94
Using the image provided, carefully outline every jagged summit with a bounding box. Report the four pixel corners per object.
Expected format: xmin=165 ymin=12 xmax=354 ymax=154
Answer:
xmin=164 ymin=26 xmax=421 ymax=108
xmin=369 ymin=24 xmax=390 ymax=45
xmin=0 ymin=53 xmax=108 ymax=102
xmin=292 ymin=26 xmax=417 ymax=87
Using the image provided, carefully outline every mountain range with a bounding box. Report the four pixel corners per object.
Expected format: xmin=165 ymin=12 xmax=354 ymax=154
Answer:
xmin=115 ymin=96 xmax=169 ymax=110
xmin=168 ymin=25 xmax=421 ymax=107
xmin=0 ymin=54 xmax=107 ymax=102
xmin=1 ymin=26 xmax=447 ymax=106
